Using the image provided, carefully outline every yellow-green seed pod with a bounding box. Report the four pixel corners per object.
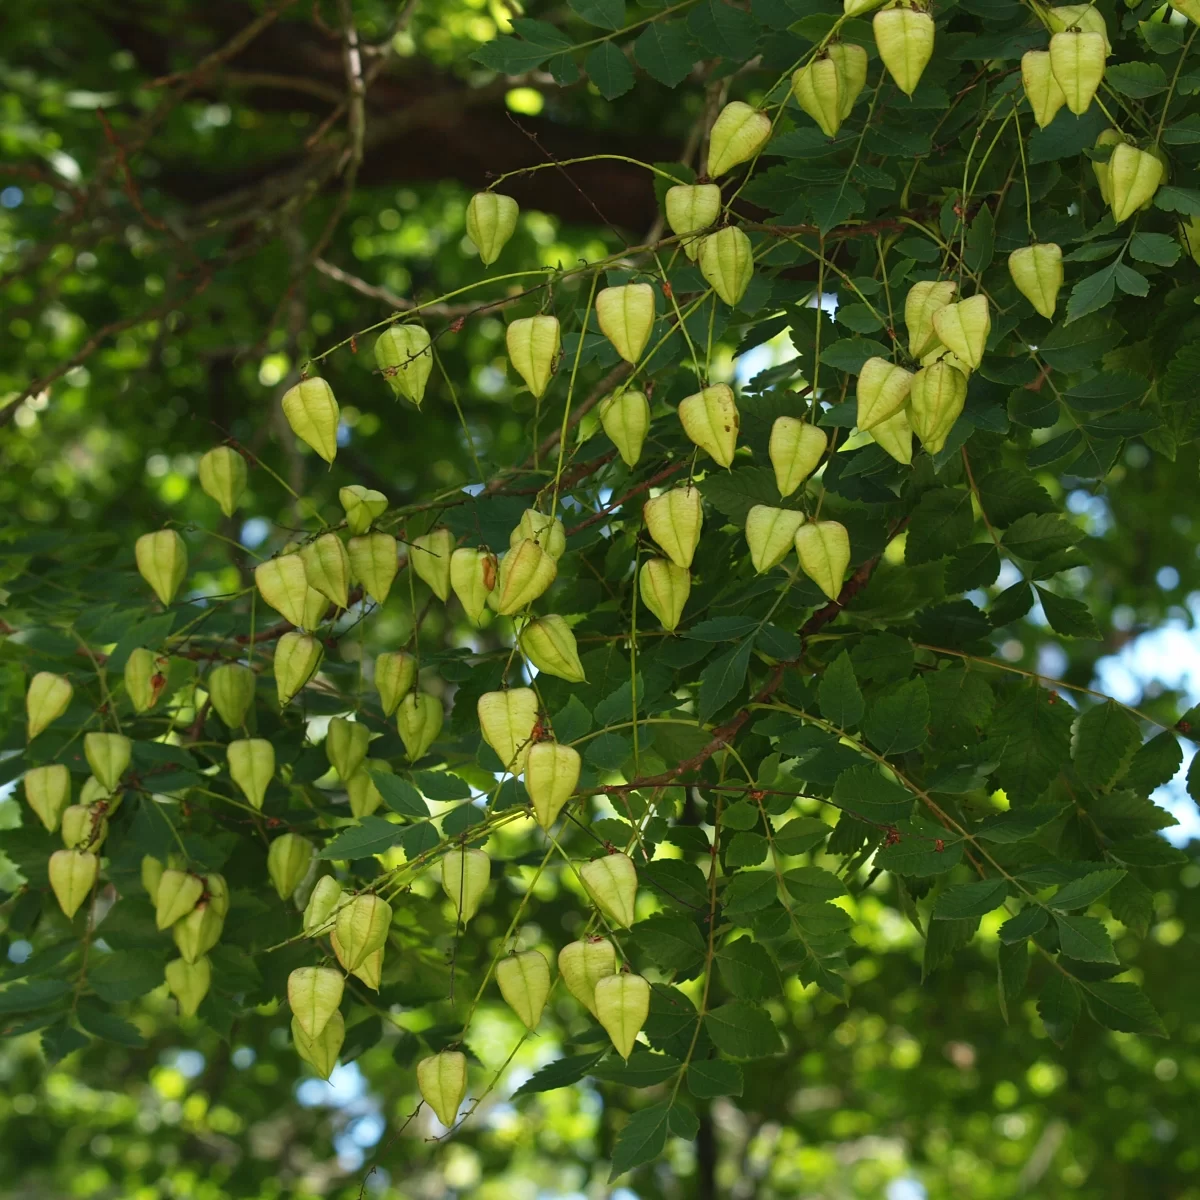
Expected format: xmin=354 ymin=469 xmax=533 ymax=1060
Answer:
xmin=932 ymin=294 xmax=990 ymax=372
xmin=301 ymin=585 xmax=327 ymax=631
xmin=49 ymin=849 xmax=98 ymax=919
xmin=410 ymin=527 xmax=455 ymax=602
xmin=1181 ymin=215 xmax=1200 ymax=265
xmin=156 ymin=868 xmax=204 ymax=930
xmin=1092 ymin=128 xmax=1127 ymax=205
xmin=418 ymin=1050 xmax=468 ymax=1128
xmin=1047 ymin=4 xmax=1111 ymax=53
xmin=396 ymin=692 xmax=443 ymax=761
xmin=558 ymin=937 xmax=617 ymax=1017
xmin=678 ymin=383 xmax=740 ymax=468
xmin=478 ymin=687 xmax=538 ymax=774
xmin=288 ymin=965 xmax=344 ymax=1039
xmin=136 ymin=529 xmax=188 ymax=606
xmin=594 ymin=973 xmax=650 ymax=1059
xmin=227 ymin=738 xmax=274 ymax=810
xmin=1048 ymin=30 xmax=1105 ymax=116
xmin=206 ymin=873 xmax=229 ymax=921
xmin=520 ymin=615 xmax=587 ymax=683
xmin=769 ymin=417 xmax=827 ymax=498
xmin=1009 ymin=243 xmax=1064 ymax=319
xmin=78 ymin=776 xmax=115 ymax=809
xmin=339 ymin=484 xmax=388 ymax=536
xmin=794 ymin=520 xmax=851 ymax=601
xmin=441 ymin=847 xmax=490 ymax=924
xmin=869 ymin=406 xmax=914 ymax=465
xmin=256 ymin=554 xmax=310 ymax=627
xmin=302 ymin=533 xmax=351 ymax=610
xmin=699 ymin=227 xmax=754 ymax=307
xmin=599 ymin=389 xmax=651 ymax=468
xmin=124 ymin=647 xmax=164 ymax=713
xmin=334 ymin=893 xmax=391 ymax=972
xmin=375 ymin=324 xmax=433 ymax=407
xmin=707 ymin=101 xmax=772 ymax=177
xmin=466 ymin=191 xmax=519 ymax=265
xmin=494 ymin=539 xmax=558 ymax=614
xmin=375 ymin=651 xmax=417 ymax=716
xmin=84 ymin=731 xmax=131 ymax=792
xmin=827 ymin=42 xmax=869 ymax=120
xmin=665 ymin=184 xmax=722 ymax=260
xmin=506 ymin=315 xmax=560 ymax=398
xmin=348 ymin=532 xmax=399 ymax=606
xmin=1021 ymin=50 xmax=1067 ymax=130
xmin=450 ymin=548 xmax=497 ymax=623
xmin=197 ymin=446 xmax=247 ymax=518
xmin=580 ymin=852 xmax=638 ymax=928
xmin=856 ymin=357 xmax=914 ymax=432
xmin=281 ymin=377 xmax=339 ymax=464
xmin=142 ymin=855 xmax=165 ymax=903
xmin=497 ymin=950 xmax=552 ymax=1030
xmin=639 ymin=558 xmax=691 ymax=632
xmin=26 ymin=671 xmax=73 ymax=741
xmin=61 ymin=804 xmax=106 ymax=851
xmin=268 ymin=833 xmax=314 ymax=901
xmin=348 ymin=951 xmax=378 ymax=996
xmin=275 ymin=632 xmax=323 ymax=706
xmin=347 ymin=764 xmax=387 ymax=818
xmin=511 ymin=509 xmax=567 ymax=560
xmin=166 ymin=956 xmax=211 ymax=1018
xmin=326 ymin=717 xmax=369 ymax=781
xmin=1109 ymin=143 xmax=1165 ymax=223
xmin=1175 ymin=0 xmax=1200 ymax=23
xmin=908 ymin=360 xmax=968 ymax=453
xmin=845 ymin=0 xmax=887 ymax=14
xmin=745 ymin=505 xmax=806 ymax=574
xmin=208 ymin=663 xmax=255 ymax=728
xmin=172 ymin=902 xmax=223 ymax=964
xmin=904 ymin=279 xmax=957 ymax=360
xmin=303 ymin=876 xmax=345 ymax=935
xmin=643 ymin=486 xmax=703 ymax=569
xmin=24 ymin=765 xmax=70 ymax=832
xmin=792 ymin=57 xmax=848 ymax=139
xmin=292 ymin=1009 xmax=344 ymax=1079
xmin=525 ymin=741 xmax=582 ymax=830
xmin=596 ymin=284 xmax=656 ymax=364
xmin=873 ymin=6 xmax=935 ymax=96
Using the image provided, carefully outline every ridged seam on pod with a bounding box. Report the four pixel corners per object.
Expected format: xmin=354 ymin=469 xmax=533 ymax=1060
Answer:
xmin=303 ymin=876 xmax=346 ymax=936
xmin=1021 ymin=50 xmax=1067 ymax=130
xmin=1047 ymin=3 xmax=1111 ymax=52
xmin=208 ymin=663 xmax=255 ymax=728
xmin=374 ymin=324 xmax=433 ymax=406
xmin=904 ymin=279 xmax=958 ymax=360
xmin=511 ymin=509 xmax=567 ymax=560
xmin=268 ymin=832 xmax=314 ymax=900
xmin=450 ymin=547 xmax=497 ymax=623
xmin=136 ymin=529 xmax=188 ymax=606
xmin=496 ymin=950 xmax=552 ymax=1029
xmin=339 ymin=484 xmax=388 ymax=535
xmin=198 ymin=446 xmax=247 ymax=517
xmin=173 ymin=902 xmax=223 ymax=963
xmin=595 ymin=973 xmax=651 ymax=1059
xmin=525 ymin=741 xmax=582 ymax=830
xmin=348 ymin=532 xmax=399 ymax=605
xmin=643 ymin=486 xmax=704 ymax=569
xmin=84 ymin=731 xmax=131 ymax=792
xmin=678 ymin=383 xmax=740 ymax=468
xmin=255 ymin=554 xmax=310 ymax=627
xmin=699 ymin=226 xmax=754 ymax=307
xmin=228 ymin=738 xmax=275 ymax=810
xmin=410 ymin=527 xmax=455 ymax=602
xmin=288 ymin=965 xmax=344 ymax=1039
xmin=465 ymin=191 xmax=519 ymax=265
xmin=142 ymin=855 xmax=165 ymax=902
xmin=794 ymin=520 xmax=851 ymax=601
xmin=908 ymin=360 xmax=968 ymax=453
xmin=519 ymin=614 xmax=587 ymax=683
xmin=506 ymin=315 xmax=560 ymax=398
xmin=1109 ymin=143 xmax=1165 ymax=223
xmin=931 ymin=294 xmax=990 ymax=371
xmin=873 ymin=6 xmax=936 ymax=97
xmin=125 ymin=647 xmax=165 ymax=713
xmin=347 ymin=765 xmax=387 ymax=818
xmin=1092 ymin=128 xmax=1127 ymax=204
xmin=156 ymin=869 xmax=203 ymax=930
xmin=664 ymin=184 xmax=722 ymax=259
xmin=1048 ymin=30 xmax=1105 ymax=116
xmin=80 ymin=776 xmax=117 ymax=810
xmin=275 ymin=632 xmax=323 ymax=706
xmin=292 ymin=1009 xmax=345 ymax=1079
xmin=26 ymin=671 xmax=73 ymax=740
xmin=24 ymin=764 xmax=70 ymax=832
xmin=639 ymin=558 xmax=691 ymax=632
xmin=396 ymin=692 xmax=443 ymax=761
xmin=49 ymin=849 xmax=99 ymax=919
xmin=599 ymin=389 xmax=651 ymax=467
xmin=302 ymin=534 xmax=351 ymax=610
xmin=1009 ymin=244 xmax=1064 ymax=319
xmin=353 ymin=946 xmax=384 ymax=991
xmin=441 ymin=847 xmax=490 ymax=924
xmin=166 ymin=956 xmax=211 ymax=1018
xmin=706 ymin=101 xmax=772 ymax=178
xmin=792 ymin=56 xmax=848 ymax=139
xmin=375 ymin=651 xmax=416 ymax=716
xmin=768 ymin=416 xmax=827 ymax=498
xmin=856 ymin=357 xmax=914 ymax=431
xmin=61 ymin=805 xmax=106 ymax=851
xmin=494 ymin=539 xmax=558 ymax=614
xmin=558 ymin=938 xmax=617 ymax=1016
xmin=869 ymin=406 xmax=914 ymax=465
xmin=827 ymin=42 xmax=869 ymax=120
xmin=417 ymin=1051 xmax=468 ymax=1128
xmin=281 ymin=377 xmax=339 ymax=464
xmin=334 ymin=893 xmax=392 ymax=971
xmin=580 ymin=852 xmax=638 ymax=928
xmin=745 ymin=505 xmax=806 ymax=574
xmin=596 ymin=284 xmax=656 ymax=364
xmin=478 ymin=687 xmax=538 ymax=773
xmin=326 ymin=717 xmax=370 ymax=781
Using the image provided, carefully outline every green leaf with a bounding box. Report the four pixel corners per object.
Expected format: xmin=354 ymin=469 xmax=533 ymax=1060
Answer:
xmin=585 ymin=42 xmax=635 ymax=99
xmin=820 ymin=337 xmax=890 ymax=374
xmin=976 ymin=470 xmax=1055 ymax=526
xmin=633 ymin=914 xmax=707 ymax=973
xmin=88 ymin=951 xmax=164 ymax=1004
xmin=725 ymin=831 xmax=768 ymax=865
xmin=1129 ymin=232 xmax=1181 ymax=267
xmin=592 ymin=1050 xmax=681 ymax=1087
xmin=1080 ymin=980 xmax=1166 ymax=1036
xmin=704 ymin=1001 xmax=782 ymax=1058
xmin=831 ymin=765 xmax=913 ymax=824
xmin=1039 ymin=971 xmax=1081 ymax=1046
xmin=1047 ymin=868 xmax=1126 ymax=912
xmin=932 ymin=878 xmax=1008 ymax=919
xmin=699 ymin=466 xmax=795 ymax=520
xmin=715 ymin=938 xmax=780 ymax=1001
xmin=1108 ymin=873 xmax=1154 ymax=938
xmin=905 ymin=488 xmax=974 ymax=564
xmin=1054 ymin=913 xmax=1119 ymax=963
xmin=991 ymin=683 xmax=1074 ymax=802
xmin=1002 ymin=513 xmax=1084 ymax=561
xmin=633 ymin=21 xmax=695 ymax=87
xmin=998 ymin=904 xmax=1048 ymax=944
xmin=722 ymin=870 xmax=778 ymax=916
xmin=1121 ymin=730 xmax=1183 ymax=794
xmin=412 ymin=769 xmax=472 ymax=800
xmin=863 ymin=677 xmax=929 ymax=755
xmin=997 ymin=940 xmax=1030 ymax=1022
xmin=317 ymin=816 xmax=404 ymax=860
xmin=609 ymin=1103 xmax=669 ymax=1179
xmin=773 ymin=816 xmax=831 ymax=855
xmin=642 ymin=860 xmax=709 ymax=910
xmin=1104 ymin=60 xmax=1168 ymax=97
xmin=1064 ymin=263 xmax=1116 ymax=324
xmin=687 ymin=1059 xmax=743 ymax=1098
xmin=923 ymin=915 xmax=980 ymax=977
xmin=0 ymin=978 xmax=71 ymax=1014
xmin=1074 ymin=701 xmax=1141 ymax=792
xmin=370 ymin=772 xmax=429 ymax=818
xmin=568 ymin=0 xmax=625 ymax=29
xmin=688 ymin=0 xmax=759 ymax=59
xmin=818 ymin=651 xmax=863 ymax=728
xmin=1035 ymin=585 xmax=1100 ymax=639
xmin=698 ymin=639 xmax=753 ymax=722
xmin=1153 ymin=184 xmax=1200 ymax=214
xmin=875 ymin=820 xmax=963 ymax=876
xmin=76 ymin=1002 xmax=146 ymax=1047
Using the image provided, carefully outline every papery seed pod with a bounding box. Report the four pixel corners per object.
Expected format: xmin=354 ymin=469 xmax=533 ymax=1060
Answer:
xmin=1021 ymin=50 xmax=1067 ymax=130
xmin=197 ymin=446 xmax=247 ymax=517
xmin=208 ymin=663 xmax=255 ymax=728
xmin=450 ymin=548 xmax=497 ymax=623
xmin=79 ymin=776 xmax=116 ymax=809
xmin=166 ymin=956 xmax=211 ymax=1018
xmin=256 ymin=554 xmax=310 ymax=627
xmin=326 ymin=717 xmax=370 ymax=782
xmin=580 ymin=852 xmax=638 ymax=928
xmin=478 ymin=687 xmax=538 ymax=773
xmin=745 ymin=505 xmax=806 ymax=574
xmin=792 ymin=56 xmax=848 ymax=139
xmin=418 ymin=1051 xmax=468 ymax=1128
xmin=596 ymin=284 xmax=656 ymax=364
xmin=302 ymin=533 xmax=351 ymax=610
xmin=1047 ymin=3 xmax=1111 ymax=52
xmin=275 ymin=632 xmax=323 ymax=706
xmin=374 ymin=324 xmax=433 ymax=406
xmin=281 ymin=377 xmax=339 ymax=463
xmin=856 ymin=357 xmax=914 ymax=432
xmin=375 ymin=651 xmax=417 ymax=716
xmin=525 ymin=741 xmax=582 ymax=830
xmin=347 ymin=764 xmax=388 ymax=818
xmin=304 ymin=876 xmax=345 ymax=936
xmin=1109 ymin=143 xmax=1165 ymax=223
xmin=494 ymin=539 xmax=558 ymax=614
xmin=61 ymin=804 xmax=106 ymax=851
xmin=519 ymin=615 xmax=587 ymax=683
xmin=665 ymin=184 xmax=722 ymax=260
xmin=844 ymin=0 xmax=886 ymax=13
xmin=794 ymin=520 xmax=851 ymax=601
xmin=410 ymin=527 xmax=455 ymax=602
xmin=173 ymin=902 xmax=223 ymax=963
xmin=396 ymin=691 xmax=443 ymax=761
xmin=699 ymin=227 xmax=754 ymax=307
xmin=347 ymin=532 xmax=399 ymax=606
xmin=908 ymin=360 xmax=968 ymax=454
xmin=142 ymin=855 xmax=165 ymax=902
xmin=305 ymin=584 xmax=331 ymax=631
xmin=599 ymin=389 xmax=651 ymax=467
xmin=1048 ymin=30 xmax=1105 ymax=116
xmin=932 ymin=295 xmax=990 ymax=372
xmin=643 ymin=486 xmax=703 ymax=569
xmin=769 ymin=417 xmax=827 ymax=498
xmin=558 ymin=938 xmax=617 ymax=1016
xmin=227 ymin=738 xmax=274 ymax=810
xmin=506 ymin=315 xmax=560 ymax=398
xmin=136 ymin=529 xmax=188 ymax=606
xmin=49 ymin=849 xmax=98 ymax=919
xmin=24 ymin=764 xmax=70 ymax=832
xmin=124 ymin=647 xmax=165 ymax=713
xmin=827 ymin=42 xmax=868 ymax=120
xmin=292 ymin=1009 xmax=345 ymax=1079
xmin=639 ymin=558 xmax=691 ymax=632
xmin=156 ymin=868 xmax=204 ymax=930
xmin=1009 ymin=243 xmax=1064 ymax=319
xmin=26 ymin=671 xmax=73 ymax=741
xmin=206 ymin=873 xmax=229 ymax=920
xmin=594 ymin=973 xmax=650 ymax=1059
xmin=904 ymin=279 xmax=957 ymax=360
xmin=1175 ymin=0 xmax=1200 ymax=23
xmin=334 ymin=893 xmax=392 ymax=972
xmin=339 ymin=484 xmax=389 ymax=536
xmin=268 ymin=833 xmax=314 ymax=901
xmin=441 ymin=847 xmax=490 ymax=924
xmin=869 ymin=405 xmax=914 ymax=466
xmin=1092 ymin=128 xmax=1127 ymax=205
xmin=707 ymin=101 xmax=772 ymax=177
xmin=84 ymin=731 xmax=131 ymax=792
xmin=678 ymin=384 xmax=740 ymax=468
xmin=288 ymin=965 xmax=344 ymax=1039
xmin=496 ymin=950 xmax=552 ymax=1030
xmin=466 ymin=191 xmax=519 ymax=265
xmin=873 ymin=6 xmax=935 ymax=96
xmin=512 ymin=509 xmax=567 ymax=560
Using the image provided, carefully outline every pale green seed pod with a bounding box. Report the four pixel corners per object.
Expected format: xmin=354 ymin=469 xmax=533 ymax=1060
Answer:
xmin=595 ymin=973 xmax=650 ymax=1059
xmin=1009 ymin=243 xmax=1064 ymax=319
xmin=339 ymin=484 xmax=388 ymax=535
xmin=61 ymin=803 xmax=106 ymax=852
xmin=827 ymin=42 xmax=869 ymax=120
xmin=506 ymin=315 xmax=560 ymax=398
xmin=1092 ymin=128 xmax=1127 ymax=206
xmin=206 ymin=873 xmax=229 ymax=921
xmin=79 ymin=776 xmax=116 ymax=809
xmin=274 ymin=632 xmax=323 ymax=706
xmin=558 ymin=937 xmax=617 ymax=1016
xmin=707 ymin=101 xmax=771 ymax=177
xmin=450 ymin=548 xmax=497 ymax=624
xmin=1021 ymin=50 xmax=1067 ymax=130
xmin=908 ymin=360 xmax=969 ymax=454
xmin=769 ymin=417 xmax=827 ymax=498
xmin=639 ymin=558 xmax=691 ymax=632
xmin=49 ymin=849 xmax=99 ymax=919
xmin=303 ymin=876 xmax=345 ymax=935
xmin=410 ymin=527 xmax=455 ymax=602
xmin=208 ymin=663 xmax=255 ymax=728
xmin=599 ymin=389 xmax=651 ymax=468
xmin=525 ymin=741 xmax=582 ymax=830
xmin=302 ymin=534 xmax=351 ymax=610
xmin=699 ymin=227 xmax=754 ymax=307
xmin=1181 ymin=215 xmax=1200 ymax=266
xmin=136 ymin=529 xmax=188 ymax=606
xmin=873 ymin=7 xmax=935 ymax=97
xmin=417 ymin=1050 xmax=468 ymax=1127
xmin=844 ymin=0 xmax=887 ymax=14
xmin=520 ymin=615 xmax=587 ymax=683
xmin=1048 ymin=30 xmax=1106 ymax=116
xmin=288 ymin=965 xmax=344 ymax=1039
xmin=292 ymin=1009 xmax=345 ymax=1079
xmin=478 ymin=687 xmax=538 ymax=774
xmin=268 ymin=833 xmax=314 ymax=901
xmin=24 ymin=764 xmax=70 ymax=832
xmin=26 ymin=671 xmax=73 ymax=741
xmin=496 ymin=950 xmax=552 ymax=1030
xmin=643 ymin=486 xmax=703 ymax=569
xmin=794 ymin=520 xmax=851 ymax=601
xmin=1046 ymin=4 xmax=1111 ymax=53
xmin=745 ymin=505 xmax=806 ymax=574
xmin=792 ymin=56 xmax=848 ymax=139
xmin=281 ymin=377 xmax=339 ymax=464
xmin=347 ymin=765 xmax=387 ymax=818
xmin=166 ymin=956 xmax=211 ymax=1018
xmin=84 ymin=732 xmax=131 ymax=792
xmin=334 ymin=893 xmax=392 ymax=972
xmin=197 ymin=446 xmax=247 ymax=517
xmin=465 ymin=192 xmax=519 ymax=265
xmin=124 ymin=647 xmax=164 ymax=713
xmin=348 ymin=532 xmax=399 ymax=606
xmin=326 ymin=717 xmax=370 ymax=781
xmin=904 ymin=279 xmax=957 ymax=360
xmin=931 ymin=294 xmax=990 ymax=372
xmin=494 ymin=539 xmax=558 ymax=614
xmin=172 ymin=902 xmax=223 ymax=963
xmin=156 ymin=869 xmax=204 ymax=930
xmin=375 ymin=651 xmax=417 ymax=716
xmin=228 ymin=738 xmax=274 ymax=810
xmin=511 ymin=509 xmax=566 ymax=560
xmin=665 ymin=184 xmax=722 ymax=260
xmin=441 ymin=847 xmax=491 ymax=924
xmin=396 ymin=691 xmax=443 ymax=761
xmin=142 ymin=855 xmax=165 ymax=903
xmin=678 ymin=383 xmax=740 ymax=468
xmin=580 ymin=852 xmax=638 ymax=928
xmin=869 ymin=406 xmax=914 ymax=465
xmin=256 ymin=554 xmax=310 ymax=627
xmin=1109 ymin=143 xmax=1165 ymax=224
xmin=375 ymin=324 xmax=433 ymax=407
xmin=596 ymin=284 xmax=656 ymax=364
xmin=856 ymin=358 xmax=914 ymax=432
